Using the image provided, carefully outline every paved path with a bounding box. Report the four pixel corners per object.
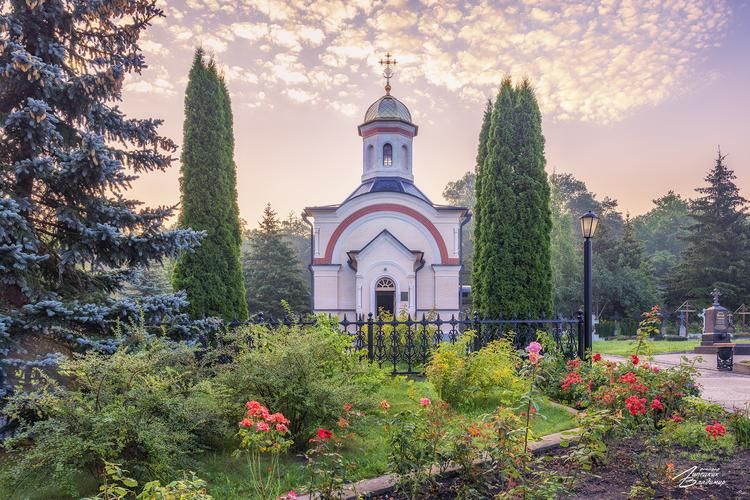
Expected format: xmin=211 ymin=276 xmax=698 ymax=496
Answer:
xmin=607 ymin=353 xmax=750 ymax=411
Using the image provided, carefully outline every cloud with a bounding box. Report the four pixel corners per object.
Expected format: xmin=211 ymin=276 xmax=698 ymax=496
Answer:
xmin=124 ymin=65 xmax=175 ymax=96
xmin=150 ymin=0 xmax=730 ymax=122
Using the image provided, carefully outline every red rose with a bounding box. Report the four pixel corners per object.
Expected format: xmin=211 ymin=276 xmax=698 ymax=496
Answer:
xmin=630 ymin=355 xmax=639 ymax=365
xmin=316 ymin=428 xmax=333 ymax=440
xmin=650 ymin=398 xmax=664 ymax=411
xmin=593 ymin=353 xmax=602 ymax=362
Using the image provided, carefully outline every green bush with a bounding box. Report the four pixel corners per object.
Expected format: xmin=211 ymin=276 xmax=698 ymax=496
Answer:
xmin=729 ymin=408 xmax=750 ymax=449
xmin=659 ymin=421 xmax=735 ymax=455
xmin=1 ymin=338 xmax=229 ymax=497
xmin=213 ymin=317 xmax=383 ymax=449
xmin=425 ymin=333 xmax=525 ymax=408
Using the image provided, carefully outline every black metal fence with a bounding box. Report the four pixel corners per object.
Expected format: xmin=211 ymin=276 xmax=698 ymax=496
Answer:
xmin=230 ymin=311 xmax=583 ymax=375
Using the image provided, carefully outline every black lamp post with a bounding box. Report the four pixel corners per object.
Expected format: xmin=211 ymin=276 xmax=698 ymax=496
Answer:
xmin=579 ymin=211 xmax=599 ymax=359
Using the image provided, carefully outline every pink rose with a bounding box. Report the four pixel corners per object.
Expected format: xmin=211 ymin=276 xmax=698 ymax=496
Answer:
xmin=420 ymin=397 xmax=431 ymax=407
xmin=255 ymin=421 xmax=269 ymax=432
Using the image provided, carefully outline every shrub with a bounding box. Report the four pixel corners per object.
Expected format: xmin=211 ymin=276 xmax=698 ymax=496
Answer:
xmin=729 ymin=406 xmax=750 ymax=449
xmin=426 ymin=333 xmax=525 ymax=408
xmin=82 ymin=462 xmax=212 ymax=499
xmin=213 ymin=317 xmax=381 ymax=449
xmin=658 ymin=420 xmax=735 ymax=455
xmin=1 ymin=337 xmax=228 ymax=497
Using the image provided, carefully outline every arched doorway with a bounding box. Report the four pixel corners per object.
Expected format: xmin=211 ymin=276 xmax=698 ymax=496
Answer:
xmin=375 ymin=277 xmax=396 ymax=316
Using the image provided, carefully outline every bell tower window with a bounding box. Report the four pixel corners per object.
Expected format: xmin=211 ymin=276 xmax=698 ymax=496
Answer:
xmin=383 ymin=143 xmax=393 ymax=166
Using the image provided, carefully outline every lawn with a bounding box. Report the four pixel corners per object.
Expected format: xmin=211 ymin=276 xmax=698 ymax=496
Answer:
xmin=0 ymin=374 xmax=576 ymax=500
xmin=194 ymin=376 xmax=576 ymax=499
xmin=593 ymin=338 xmax=700 ymax=356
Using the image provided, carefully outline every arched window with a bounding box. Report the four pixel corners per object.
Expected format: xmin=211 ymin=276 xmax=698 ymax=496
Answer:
xmin=366 ymin=144 xmax=375 ymax=170
xmin=375 ymin=277 xmax=396 ymax=290
xmin=383 ymin=143 xmax=393 ymax=166
xmin=401 ymin=144 xmax=409 ymax=170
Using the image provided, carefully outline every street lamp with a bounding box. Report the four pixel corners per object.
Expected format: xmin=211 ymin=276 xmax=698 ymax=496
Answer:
xmin=579 ymin=211 xmax=599 ymax=359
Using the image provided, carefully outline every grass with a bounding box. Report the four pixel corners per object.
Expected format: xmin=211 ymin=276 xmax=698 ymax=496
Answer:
xmin=592 ymin=338 xmax=700 ymax=356
xmin=195 ymin=376 xmax=576 ymax=498
xmin=0 ymin=376 xmax=577 ymax=499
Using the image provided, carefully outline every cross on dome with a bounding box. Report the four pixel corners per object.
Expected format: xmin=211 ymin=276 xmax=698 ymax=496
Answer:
xmin=379 ymin=52 xmax=397 ymax=95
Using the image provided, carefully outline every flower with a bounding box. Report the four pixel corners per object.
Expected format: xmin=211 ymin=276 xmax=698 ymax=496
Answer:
xmin=316 ymin=428 xmax=333 ymax=440
xmin=592 ymin=353 xmax=602 ymax=362
xmin=245 ymin=400 xmax=270 ymax=420
xmin=561 ymin=371 xmax=582 ymax=391
xmin=420 ymin=397 xmax=431 ymax=407
xmin=379 ymin=400 xmax=391 ymax=411
xmin=284 ymin=491 xmax=298 ymax=500
xmin=337 ymin=417 xmax=349 ymax=429
xmin=651 ymin=365 xmax=660 ymax=373
xmin=343 ymin=403 xmax=353 ymax=412
xmin=528 ymin=351 xmax=540 ymax=365
xmin=705 ymin=420 xmax=726 ymax=440
xmin=255 ymin=421 xmax=269 ymax=432
xmin=650 ymin=398 xmax=664 ymax=411
xmin=266 ymin=412 xmax=290 ymax=425
xmin=620 ymin=371 xmax=638 ymax=384
xmin=625 ymin=395 xmax=647 ymax=415
xmin=275 ymin=423 xmax=289 ymax=434
xmin=630 ymin=354 xmax=639 ymax=365
xmin=671 ymin=414 xmax=684 ymax=423
xmin=239 ymin=418 xmax=254 ymax=428
xmin=526 ymin=341 xmax=542 ymax=354
xmin=566 ymin=359 xmax=581 ymax=371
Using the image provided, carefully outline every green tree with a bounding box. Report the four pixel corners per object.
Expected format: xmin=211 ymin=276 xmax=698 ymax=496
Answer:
xmin=0 ymin=0 xmax=201 ymax=377
xmin=473 ymin=78 xmax=552 ymax=317
xmin=173 ymin=49 xmax=247 ymax=320
xmin=633 ymin=192 xmax=693 ymax=286
xmin=667 ymin=150 xmax=750 ymax=308
xmin=550 ymin=180 xmax=581 ymax=313
xmin=243 ymin=204 xmax=310 ymax=317
xmin=469 ymin=100 xmax=493 ymax=304
xmin=443 ymin=171 xmax=476 ymax=286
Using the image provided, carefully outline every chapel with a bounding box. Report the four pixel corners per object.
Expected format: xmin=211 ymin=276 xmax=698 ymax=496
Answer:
xmin=303 ymin=54 xmax=470 ymax=318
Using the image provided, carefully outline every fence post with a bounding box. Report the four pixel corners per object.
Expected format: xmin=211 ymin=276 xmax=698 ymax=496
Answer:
xmin=473 ymin=311 xmax=481 ymax=352
xmin=367 ymin=312 xmax=374 ymax=363
xmin=577 ymin=308 xmax=585 ymax=360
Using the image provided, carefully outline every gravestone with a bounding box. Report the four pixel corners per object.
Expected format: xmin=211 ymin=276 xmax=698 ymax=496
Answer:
xmin=701 ymin=288 xmax=733 ymax=346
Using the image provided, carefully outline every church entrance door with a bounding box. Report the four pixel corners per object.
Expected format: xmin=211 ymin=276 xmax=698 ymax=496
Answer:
xmin=375 ymin=277 xmax=396 ymax=316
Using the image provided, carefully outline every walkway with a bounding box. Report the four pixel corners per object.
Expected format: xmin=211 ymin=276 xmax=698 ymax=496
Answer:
xmin=607 ymin=353 xmax=750 ymax=411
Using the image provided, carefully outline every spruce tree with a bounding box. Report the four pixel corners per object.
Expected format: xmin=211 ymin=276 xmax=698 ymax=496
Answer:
xmin=0 ymin=1 xmax=202 ymax=375
xmin=667 ymin=150 xmax=749 ymax=307
xmin=173 ymin=50 xmax=248 ymax=321
xmin=243 ymin=204 xmax=310 ymax=317
xmin=473 ymin=78 xmax=552 ymax=317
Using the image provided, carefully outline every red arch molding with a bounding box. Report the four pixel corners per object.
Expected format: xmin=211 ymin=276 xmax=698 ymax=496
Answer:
xmin=313 ymin=203 xmax=460 ymax=265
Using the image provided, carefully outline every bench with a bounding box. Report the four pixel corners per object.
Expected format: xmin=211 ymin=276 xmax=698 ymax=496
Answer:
xmin=715 ymin=343 xmax=735 ymax=371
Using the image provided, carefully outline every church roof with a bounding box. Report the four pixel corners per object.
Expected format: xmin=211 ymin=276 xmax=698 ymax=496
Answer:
xmin=363 ymin=95 xmax=413 ymax=125
xmin=343 ymin=177 xmax=431 ymax=204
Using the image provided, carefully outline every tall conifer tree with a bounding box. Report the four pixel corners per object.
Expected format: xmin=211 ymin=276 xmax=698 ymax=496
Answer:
xmin=473 ymin=78 xmax=552 ymax=317
xmin=173 ymin=50 xmax=248 ymax=320
xmin=243 ymin=204 xmax=310 ymax=317
xmin=471 ymin=100 xmax=493 ymax=309
xmin=667 ymin=150 xmax=749 ymax=307
xmin=0 ymin=1 xmax=202 ymax=378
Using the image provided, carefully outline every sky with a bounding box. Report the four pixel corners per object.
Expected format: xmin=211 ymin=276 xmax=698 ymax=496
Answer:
xmin=120 ymin=0 xmax=750 ymax=226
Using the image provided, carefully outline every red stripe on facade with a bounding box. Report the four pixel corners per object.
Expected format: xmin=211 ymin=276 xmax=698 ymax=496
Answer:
xmin=312 ymin=204 xmax=459 ymax=266
xmin=360 ymin=127 xmax=415 ymax=139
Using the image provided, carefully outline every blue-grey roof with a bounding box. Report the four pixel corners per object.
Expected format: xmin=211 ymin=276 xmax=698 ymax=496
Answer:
xmin=344 ymin=177 xmax=432 ymax=204
xmin=364 ymin=95 xmax=413 ymax=124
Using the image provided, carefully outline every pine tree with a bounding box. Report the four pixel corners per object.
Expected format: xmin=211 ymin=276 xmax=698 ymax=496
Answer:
xmin=243 ymin=204 xmax=310 ymax=317
xmin=173 ymin=50 xmax=248 ymax=321
xmin=473 ymin=78 xmax=552 ymax=317
xmin=0 ymin=1 xmax=202 ymax=376
xmin=667 ymin=149 xmax=750 ymax=307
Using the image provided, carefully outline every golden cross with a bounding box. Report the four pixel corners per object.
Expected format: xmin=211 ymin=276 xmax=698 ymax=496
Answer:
xmin=379 ymin=52 xmax=397 ymax=95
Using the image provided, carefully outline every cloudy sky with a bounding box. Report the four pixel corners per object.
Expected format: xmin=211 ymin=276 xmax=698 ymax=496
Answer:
xmin=121 ymin=0 xmax=750 ymax=225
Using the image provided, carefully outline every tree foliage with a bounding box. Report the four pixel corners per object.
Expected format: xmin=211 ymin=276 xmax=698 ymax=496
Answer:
xmin=243 ymin=204 xmax=310 ymax=317
xmin=0 ymin=0 xmax=201 ymax=378
xmin=667 ymin=150 xmax=750 ymax=308
xmin=473 ymin=78 xmax=552 ymax=317
xmin=172 ymin=49 xmax=247 ymax=321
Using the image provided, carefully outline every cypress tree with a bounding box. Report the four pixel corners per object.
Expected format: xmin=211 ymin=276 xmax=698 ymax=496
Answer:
xmin=667 ymin=150 xmax=749 ymax=307
xmin=244 ymin=204 xmax=310 ymax=317
xmin=471 ymin=99 xmax=493 ymax=311
xmin=473 ymin=77 xmax=552 ymax=317
xmin=173 ymin=50 xmax=248 ymax=320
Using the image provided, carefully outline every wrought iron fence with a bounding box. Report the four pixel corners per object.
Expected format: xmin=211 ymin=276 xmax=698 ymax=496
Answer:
xmin=228 ymin=311 xmax=583 ymax=375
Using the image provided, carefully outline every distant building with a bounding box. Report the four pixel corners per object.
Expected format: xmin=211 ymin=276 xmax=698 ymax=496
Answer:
xmin=303 ymin=56 xmax=470 ymax=317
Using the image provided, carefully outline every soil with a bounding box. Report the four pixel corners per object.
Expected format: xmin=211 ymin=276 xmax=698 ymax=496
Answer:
xmin=367 ymin=438 xmax=750 ymax=499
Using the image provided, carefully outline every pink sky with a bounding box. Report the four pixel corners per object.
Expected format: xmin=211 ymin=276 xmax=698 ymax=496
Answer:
xmin=120 ymin=0 xmax=750 ymax=226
